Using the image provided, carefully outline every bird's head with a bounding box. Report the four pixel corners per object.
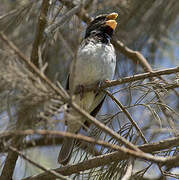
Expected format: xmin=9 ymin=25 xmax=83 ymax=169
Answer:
xmin=85 ymin=12 xmax=118 ymax=39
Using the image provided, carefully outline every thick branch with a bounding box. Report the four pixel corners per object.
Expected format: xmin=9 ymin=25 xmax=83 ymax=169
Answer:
xmin=31 ymin=0 xmax=50 ymax=67
xmin=0 ymin=150 xmax=18 ymax=179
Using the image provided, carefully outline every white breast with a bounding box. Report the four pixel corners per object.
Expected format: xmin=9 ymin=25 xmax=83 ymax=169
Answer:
xmin=70 ymin=41 xmax=116 ymax=89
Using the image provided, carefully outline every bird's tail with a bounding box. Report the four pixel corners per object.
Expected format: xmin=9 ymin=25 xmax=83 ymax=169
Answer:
xmin=58 ymin=137 xmax=74 ymax=165
xmin=58 ymin=92 xmax=97 ymax=165
xmin=58 ymin=105 xmax=83 ymax=165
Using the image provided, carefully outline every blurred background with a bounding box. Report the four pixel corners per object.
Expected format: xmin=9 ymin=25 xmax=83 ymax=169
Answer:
xmin=0 ymin=0 xmax=178 ymax=179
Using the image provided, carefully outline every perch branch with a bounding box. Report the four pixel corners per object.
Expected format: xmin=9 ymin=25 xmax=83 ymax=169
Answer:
xmin=19 ymin=135 xmax=179 ymax=179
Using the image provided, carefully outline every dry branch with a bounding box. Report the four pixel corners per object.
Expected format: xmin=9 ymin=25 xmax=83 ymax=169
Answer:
xmin=31 ymin=0 xmax=50 ymax=67
xmin=1 ymin=130 xmax=177 ymax=165
xmin=19 ymin=135 xmax=179 ymax=179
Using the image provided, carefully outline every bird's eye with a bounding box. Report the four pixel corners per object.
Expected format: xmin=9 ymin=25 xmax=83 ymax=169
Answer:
xmin=91 ymin=30 xmax=96 ymax=34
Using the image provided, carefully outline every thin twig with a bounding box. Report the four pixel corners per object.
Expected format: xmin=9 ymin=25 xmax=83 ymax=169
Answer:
xmin=104 ymin=90 xmax=148 ymax=143
xmin=45 ymin=0 xmax=93 ymax=37
xmin=112 ymin=40 xmax=179 ymax=136
xmin=1 ymin=31 xmax=178 ymax=153
xmin=0 ymin=136 xmax=101 ymax=157
xmin=70 ymin=101 xmax=141 ymax=152
xmin=61 ymin=3 xmax=178 ymax=136
xmin=0 ymin=1 xmax=50 ymax=178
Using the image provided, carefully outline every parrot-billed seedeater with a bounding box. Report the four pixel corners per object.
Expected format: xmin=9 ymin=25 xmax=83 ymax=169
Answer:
xmin=58 ymin=12 xmax=118 ymax=165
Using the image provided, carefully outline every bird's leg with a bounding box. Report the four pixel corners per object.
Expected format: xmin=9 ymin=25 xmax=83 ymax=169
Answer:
xmin=95 ymin=79 xmax=110 ymax=93
xmin=104 ymin=79 xmax=110 ymax=83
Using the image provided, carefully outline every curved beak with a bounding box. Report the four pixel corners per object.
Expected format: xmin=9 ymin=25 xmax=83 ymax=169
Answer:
xmin=106 ymin=12 xmax=118 ymax=30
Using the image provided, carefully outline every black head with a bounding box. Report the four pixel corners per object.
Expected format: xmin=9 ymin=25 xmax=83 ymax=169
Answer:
xmin=85 ymin=13 xmax=118 ymax=41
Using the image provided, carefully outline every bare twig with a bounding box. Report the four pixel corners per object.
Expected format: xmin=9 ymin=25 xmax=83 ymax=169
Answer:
xmin=163 ymin=171 xmax=179 ymax=179
xmin=112 ymin=40 xmax=179 ymax=136
xmin=61 ymin=3 xmax=178 ymax=137
xmin=0 ymin=136 xmax=101 ymax=157
xmin=45 ymin=0 xmax=93 ymax=37
xmin=70 ymin=101 xmax=141 ymax=152
xmin=0 ymin=1 xmax=178 ymax=180
xmin=0 ymin=2 xmax=32 ymax=21
xmin=164 ymin=83 xmax=179 ymax=90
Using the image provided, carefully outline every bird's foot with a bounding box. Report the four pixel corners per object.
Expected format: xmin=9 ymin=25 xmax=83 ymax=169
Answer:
xmin=104 ymin=79 xmax=110 ymax=83
xmin=95 ymin=79 xmax=110 ymax=93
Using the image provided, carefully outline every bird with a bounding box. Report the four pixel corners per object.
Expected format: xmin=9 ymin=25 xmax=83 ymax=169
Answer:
xmin=58 ymin=12 xmax=118 ymax=165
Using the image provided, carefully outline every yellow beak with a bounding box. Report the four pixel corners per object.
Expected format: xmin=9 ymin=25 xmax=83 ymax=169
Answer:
xmin=106 ymin=12 xmax=118 ymax=20
xmin=106 ymin=12 xmax=118 ymax=30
